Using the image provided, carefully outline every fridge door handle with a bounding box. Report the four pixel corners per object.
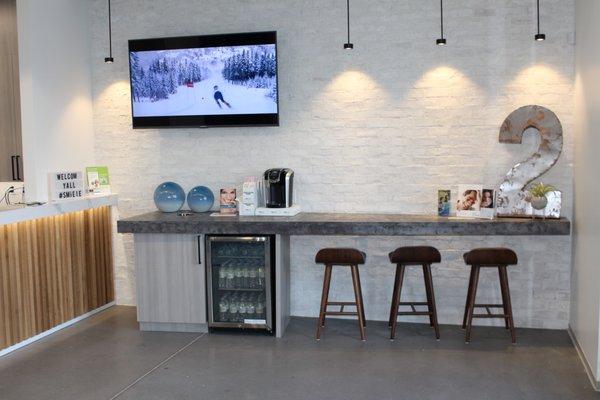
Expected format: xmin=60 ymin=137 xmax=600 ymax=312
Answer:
xmin=208 ymin=236 xmax=267 ymax=243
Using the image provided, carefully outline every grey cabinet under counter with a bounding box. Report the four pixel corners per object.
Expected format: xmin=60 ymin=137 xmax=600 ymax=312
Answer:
xmin=134 ymin=234 xmax=208 ymax=332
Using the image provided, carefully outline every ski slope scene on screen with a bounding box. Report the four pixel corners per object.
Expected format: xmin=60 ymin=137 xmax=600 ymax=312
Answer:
xmin=129 ymin=44 xmax=277 ymax=117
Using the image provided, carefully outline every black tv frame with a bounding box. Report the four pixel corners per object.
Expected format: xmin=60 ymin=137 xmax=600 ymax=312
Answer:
xmin=128 ymin=31 xmax=279 ymax=129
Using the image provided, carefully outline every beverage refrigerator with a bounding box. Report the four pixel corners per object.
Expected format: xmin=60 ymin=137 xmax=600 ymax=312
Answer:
xmin=205 ymin=235 xmax=275 ymax=333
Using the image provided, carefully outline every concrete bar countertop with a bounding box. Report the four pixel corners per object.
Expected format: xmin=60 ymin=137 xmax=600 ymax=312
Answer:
xmin=117 ymin=211 xmax=571 ymax=236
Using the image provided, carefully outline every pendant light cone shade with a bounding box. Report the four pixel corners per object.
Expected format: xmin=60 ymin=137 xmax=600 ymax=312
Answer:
xmin=105 ymin=0 xmax=114 ymax=62
xmin=437 ymin=0 xmax=446 ymax=45
xmin=535 ymin=0 xmax=545 ymax=41
xmin=344 ymin=0 xmax=353 ymax=50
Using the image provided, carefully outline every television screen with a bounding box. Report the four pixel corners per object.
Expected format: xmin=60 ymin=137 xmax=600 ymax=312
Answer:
xmin=128 ymin=31 xmax=278 ymax=128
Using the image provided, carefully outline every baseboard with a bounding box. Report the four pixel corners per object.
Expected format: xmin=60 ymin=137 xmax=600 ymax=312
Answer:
xmin=568 ymin=326 xmax=600 ymax=391
xmin=0 ymin=302 xmax=116 ymax=358
xmin=139 ymin=321 xmax=208 ymax=333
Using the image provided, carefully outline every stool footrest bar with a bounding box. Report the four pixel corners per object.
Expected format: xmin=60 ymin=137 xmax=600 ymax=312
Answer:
xmin=474 ymin=304 xmax=504 ymax=308
xmin=396 ymin=311 xmax=433 ymax=316
xmin=325 ymin=311 xmax=359 ymax=316
xmin=472 ymin=314 xmax=509 ymax=318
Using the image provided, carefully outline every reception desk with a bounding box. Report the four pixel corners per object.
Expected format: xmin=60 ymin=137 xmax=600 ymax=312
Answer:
xmin=0 ymin=194 xmax=118 ymax=354
xmin=118 ymin=212 xmax=570 ymax=337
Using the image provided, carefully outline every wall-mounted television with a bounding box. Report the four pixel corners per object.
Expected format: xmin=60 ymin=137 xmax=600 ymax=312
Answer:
xmin=128 ymin=31 xmax=278 ymax=128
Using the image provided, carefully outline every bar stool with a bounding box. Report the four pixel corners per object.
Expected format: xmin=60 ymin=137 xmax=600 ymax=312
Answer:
xmin=315 ymin=248 xmax=367 ymax=341
xmin=462 ymin=248 xmax=517 ymax=344
xmin=388 ymin=246 xmax=441 ymax=340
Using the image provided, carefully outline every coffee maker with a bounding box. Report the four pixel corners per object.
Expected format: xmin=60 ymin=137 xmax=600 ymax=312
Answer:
xmin=264 ymin=168 xmax=294 ymax=208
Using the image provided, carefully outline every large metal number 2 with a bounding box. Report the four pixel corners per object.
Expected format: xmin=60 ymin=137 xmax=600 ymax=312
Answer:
xmin=496 ymin=105 xmax=563 ymax=217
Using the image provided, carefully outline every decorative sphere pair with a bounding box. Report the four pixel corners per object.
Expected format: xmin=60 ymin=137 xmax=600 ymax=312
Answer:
xmin=153 ymin=182 xmax=214 ymax=213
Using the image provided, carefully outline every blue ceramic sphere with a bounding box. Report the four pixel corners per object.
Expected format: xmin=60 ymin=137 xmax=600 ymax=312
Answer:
xmin=154 ymin=182 xmax=185 ymax=212
xmin=187 ymin=186 xmax=215 ymax=213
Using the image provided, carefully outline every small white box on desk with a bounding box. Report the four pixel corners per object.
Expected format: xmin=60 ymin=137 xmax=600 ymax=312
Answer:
xmin=238 ymin=204 xmax=257 ymax=216
xmin=255 ymin=205 xmax=301 ymax=217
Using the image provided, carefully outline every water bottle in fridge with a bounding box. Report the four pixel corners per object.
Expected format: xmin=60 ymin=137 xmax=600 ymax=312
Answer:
xmin=247 ymin=294 xmax=256 ymax=319
xmin=229 ymin=294 xmax=239 ymax=322
xmin=256 ymin=296 xmax=265 ymax=320
xmin=257 ymin=266 xmax=265 ymax=288
xmin=242 ymin=265 xmax=250 ymax=288
xmin=218 ymin=295 xmax=229 ymax=322
xmin=226 ymin=266 xmax=235 ymax=289
xmin=218 ymin=265 xmax=227 ymax=288
xmin=247 ymin=267 xmax=256 ymax=289
xmin=234 ymin=265 xmax=243 ymax=288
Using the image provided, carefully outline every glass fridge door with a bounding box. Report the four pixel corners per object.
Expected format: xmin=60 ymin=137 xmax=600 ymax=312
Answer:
xmin=206 ymin=236 xmax=273 ymax=332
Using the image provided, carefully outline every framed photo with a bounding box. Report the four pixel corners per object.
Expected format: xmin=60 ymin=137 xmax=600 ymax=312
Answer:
xmin=438 ymin=190 xmax=451 ymax=216
xmin=456 ymin=185 xmax=482 ymax=218
xmin=219 ymin=188 xmax=237 ymax=214
xmin=480 ymin=188 xmax=495 ymax=219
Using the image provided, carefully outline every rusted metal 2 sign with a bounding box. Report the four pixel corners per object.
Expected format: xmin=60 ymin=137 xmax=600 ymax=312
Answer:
xmin=496 ymin=105 xmax=563 ymax=218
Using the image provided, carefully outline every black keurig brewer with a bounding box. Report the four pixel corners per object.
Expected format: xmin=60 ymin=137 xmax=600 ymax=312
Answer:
xmin=264 ymin=168 xmax=294 ymax=208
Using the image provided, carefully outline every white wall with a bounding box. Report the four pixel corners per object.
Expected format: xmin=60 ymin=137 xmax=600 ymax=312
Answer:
xmin=17 ymin=0 xmax=95 ymax=202
xmin=571 ymin=0 xmax=600 ymax=386
xmin=91 ymin=0 xmax=575 ymax=329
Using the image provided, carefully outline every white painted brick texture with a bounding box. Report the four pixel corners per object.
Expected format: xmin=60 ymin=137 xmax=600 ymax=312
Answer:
xmin=90 ymin=0 xmax=574 ymax=329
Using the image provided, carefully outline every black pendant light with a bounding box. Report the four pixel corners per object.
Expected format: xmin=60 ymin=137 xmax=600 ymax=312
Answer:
xmin=535 ymin=0 xmax=546 ymax=41
xmin=436 ymin=0 xmax=446 ymax=45
xmin=104 ymin=0 xmax=114 ymax=63
xmin=343 ymin=0 xmax=354 ymax=50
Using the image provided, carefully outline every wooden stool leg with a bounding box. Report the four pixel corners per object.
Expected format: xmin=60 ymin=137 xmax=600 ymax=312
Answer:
xmin=423 ymin=264 xmax=440 ymax=340
xmin=315 ymin=265 xmax=333 ymax=340
xmin=465 ymin=266 xmax=480 ymax=343
xmin=422 ymin=264 xmax=434 ymax=327
xmin=389 ymin=265 xmax=400 ymax=327
xmin=390 ymin=264 xmax=406 ymax=340
xmin=498 ymin=266 xmax=509 ymax=329
xmin=355 ymin=266 xmax=366 ymax=327
xmin=499 ymin=266 xmax=516 ymax=344
xmin=350 ymin=265 xmax=366 ymax=341
xmin=462 ymin=267 xmax=476 ymax=329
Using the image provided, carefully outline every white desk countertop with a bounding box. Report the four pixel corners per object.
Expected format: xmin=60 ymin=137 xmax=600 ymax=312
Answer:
xmin=0 ymin=193 xmax=118 ymax=226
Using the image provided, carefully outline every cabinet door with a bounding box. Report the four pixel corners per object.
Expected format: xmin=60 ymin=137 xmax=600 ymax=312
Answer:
xmin=0 ymin=0 xmax=22 ymax=182
xmin=134 ymin=234 xmax=206 ymax=324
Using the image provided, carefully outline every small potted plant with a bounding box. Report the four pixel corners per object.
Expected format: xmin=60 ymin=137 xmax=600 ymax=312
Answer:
xmin=526 ymin=182 xmax=556 ymax=214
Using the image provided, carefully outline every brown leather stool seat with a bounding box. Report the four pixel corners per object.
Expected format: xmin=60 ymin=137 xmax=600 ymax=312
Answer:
xmin=316 ymin=248 xmax=366 ymax=265
xmin=463 ymin=248 xmax=518 ymax=266
xmin=462 ymin=247 xmax=518 ymax=344
xmin=389 ymin=246 xmax=441 ymax=264
xmin=388 ymin=246 xmax=441 ymax=340
xmin=315 ymin=248 xmax=367 ymax=341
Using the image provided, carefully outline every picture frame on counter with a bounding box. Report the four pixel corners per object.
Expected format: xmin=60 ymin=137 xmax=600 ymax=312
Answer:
xmin=455 ymin=185 xmax=495 ymax=219
xmin=219 ymin=188 xmax=237 ymax=215
xmin=86 ymin=166 xmax=111 ymax=195
xmin=48 ymin=171 xmax=84 ymax=202
xmin=437 ymin=190 xmax=451 ymax=216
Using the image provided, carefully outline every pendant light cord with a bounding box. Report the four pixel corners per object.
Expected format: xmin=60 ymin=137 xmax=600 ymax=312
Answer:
xmin=346 ymin=0 xmax=351 ymax=44
xmin=537 ymin=0 xmax=540 ymax=34
xmin=440 ymin=0 xmax=444 ymax=39
xmin=107 ymin=0 xmax=113 ymax=57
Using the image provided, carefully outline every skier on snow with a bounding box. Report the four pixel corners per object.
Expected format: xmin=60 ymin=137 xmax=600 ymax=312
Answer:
xmin=213 ymin=85 xmax=231 ymax=108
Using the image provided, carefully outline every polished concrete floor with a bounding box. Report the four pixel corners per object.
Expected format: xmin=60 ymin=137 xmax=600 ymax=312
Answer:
xmin=0 ymin=306 xmax=598 ymax=400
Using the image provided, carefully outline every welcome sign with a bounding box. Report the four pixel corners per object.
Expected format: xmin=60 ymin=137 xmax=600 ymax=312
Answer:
xmin=48 ymin=171 xmax=84 ymax=202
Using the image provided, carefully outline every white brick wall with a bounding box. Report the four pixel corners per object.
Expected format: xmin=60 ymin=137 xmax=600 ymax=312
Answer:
xmin=90 ymin=0 xmax=574 ymax=328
